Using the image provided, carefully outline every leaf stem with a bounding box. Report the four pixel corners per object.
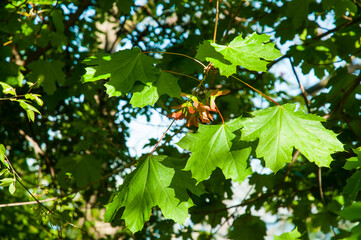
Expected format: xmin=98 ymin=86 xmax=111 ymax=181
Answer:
xmin=143 ymin=51 xmax=206 ymax=68
xmin=213 ymin=0 xmax=220 ymax=44
xmin=231 ymin=75 xmax=280 ymax=106
xmin=149 ymin=119 xmax=176 ymax=156
xmin=161 ymin=70 xmax=202 ymax=83
xmin=215 ymin=105 xmax=225 ymax=125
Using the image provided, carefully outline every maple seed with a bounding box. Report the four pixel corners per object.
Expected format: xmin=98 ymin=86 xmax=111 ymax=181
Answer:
xmin=167 ymin=90 xmax=230 ymax=127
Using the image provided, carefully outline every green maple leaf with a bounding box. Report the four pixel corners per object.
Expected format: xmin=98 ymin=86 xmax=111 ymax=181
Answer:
xmin=130 ymin=71 xmax=181 ymax=108
xmin=228 ymin=214 xmax=267 ymax=240
xmin=196 ymin=33 xmax=282 ymax=76
xmin=344 ymin=147 xmax=361 ymax=170
xmin=82 ymin=48 xmax=158 ymax=97
xmin=104 ymin=155 xmax=198 ymax=233
xmin=28 ymin=60 xmax=66 ymax=95
xmin=342 ymin=170 xmax=361 ymax=202
xmin=178 ymin=118 xmax=252 ymax=183
xmin=57 ymin=155 xmax=102 ymax=188
xmin=343 ymin=148 xmax=361 ymax=202
xmin=241 ymin=103 xmax=344 ymax=172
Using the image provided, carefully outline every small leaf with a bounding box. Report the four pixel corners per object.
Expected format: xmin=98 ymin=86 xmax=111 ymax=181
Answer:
xmin=129 ymin=71 xmax=181 ymax=108
xmin=18 ymin=100 xmax=41 ymax=122
xmin=0 ymin=82 xmax=16 ymax=95
xmin=342 ymin=170 xmax=361 ymax=201
xmin=344 ymin=147 xmax=361 ymax=170
xmin=241 ymin=103 xmax=343 ymax=172
xmin=0 ymin=144 xmax=5 ymax=164
xmin=274 ymin=227 xmax=301 ymax=240
xmin=25 ymin=94 xmax=44 ymax=106
xmin=9 ymin=182 xmax=16 ymax=195
xmin=0 ymin=178 xmax=14 ymax=187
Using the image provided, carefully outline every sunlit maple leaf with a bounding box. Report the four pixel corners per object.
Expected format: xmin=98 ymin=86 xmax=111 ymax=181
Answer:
xmin=196 ymin=33 xmax=282 ymax=76
xmin=104 ymin=155 xmax=200 ymax=233
xmin=178 ymin=118 xmax=252 ymax=183
xmin=241 ymin=103 xmax=344 ymax=172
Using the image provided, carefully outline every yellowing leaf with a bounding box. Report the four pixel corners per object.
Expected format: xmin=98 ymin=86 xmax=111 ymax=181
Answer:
xmin=241 ymin=103 xmax=344 ymax=172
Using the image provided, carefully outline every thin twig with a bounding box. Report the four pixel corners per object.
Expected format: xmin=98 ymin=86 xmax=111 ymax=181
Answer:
xmin=4 ymin=155 xmax=22 ymax=180
xmin=0 ymin=197 xmax=58 ymax=208
xmin=222 ymin=1 xmax=243 ymax=44
xmin=149 ymin=119 xmax=176 ymax=156
xmin=231 ymin=75 xmax=280 ymax=106
xmin=318 ymin=167 xmax=325 ymax=203
xmin=289 ymin=57 xmax=311 ymax=112
xmin=276 ymin=150 xmax=300 ymax=193
xmin=144 ymin=51 xmax=206 ymax=68
xmin=213 ymin=0 xmax=220 ymax=44
xmin=215 ymin=105 xmax=224 ymax=125
xmin=161 ymin=70 xmax=202 ymax=83
xmin=309 ymin=15 xmax=361 ymax=42
xmin=19 ymin=129 xmax=56 ymax=184
xmin=2 ymin=161 xmax=85 ymax=232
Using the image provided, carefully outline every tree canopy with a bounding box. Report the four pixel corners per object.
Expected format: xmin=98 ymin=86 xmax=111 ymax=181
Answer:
xmin=1 ymin=0 xmax=361 ymax=239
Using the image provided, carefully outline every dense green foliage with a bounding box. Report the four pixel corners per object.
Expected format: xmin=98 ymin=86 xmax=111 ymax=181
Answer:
xmin=1 ymin=0 xmax=361 ymax=239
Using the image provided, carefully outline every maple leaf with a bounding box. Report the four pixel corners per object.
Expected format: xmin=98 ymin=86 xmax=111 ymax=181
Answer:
xmin=104 ymin=155 xmax=200 ymax=233
xmin=130 ymin=71 xmax=181 ymax=108
xmin=82 ymin=48 xmax=158 ymax=97
xmin=177 ymin=118 xmax=252 ymax=183
xmin=228 ymin=214 xmax=267 ymax=240
xmin=56 ymin=155 xmax=102 ymax=188
xmin=342 ymin=147 xmax=361 ymax=202
xmin=241 ymin=103 xmax=344 ymax=172
xmin=196 ymin=33 xmax=282 ymax=76
xmin=28 ymin=60 xmax=66 ymax=95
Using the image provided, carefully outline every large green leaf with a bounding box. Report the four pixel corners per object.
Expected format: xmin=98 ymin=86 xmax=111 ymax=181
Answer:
xmin=196 ymin=33 xmax=282 ymax=76
xmin=130 ymin=71 xmax=181 ymax=108
xmin=82 ymin=48 xmax=158 ymax=97
xmin=241 ymin=103 xmax=344 ymax=172
xmin=177 ymin=119 xmax=252 ymax=183
xmin=28 ymin=60 xmax=66 ymax=95
xmin=104 ymin=155 xmax=198 ymax=233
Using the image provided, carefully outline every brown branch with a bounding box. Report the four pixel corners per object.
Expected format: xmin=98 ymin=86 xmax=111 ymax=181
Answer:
xmin=213 ymin=0 xmax=220 ymax=43
xmin=19 ymin=129 xmax=56 ymax=184
xmin=222 ymin=1 xmax=243 ymax=44
xmin=309 ymin=15 xmax=361 ymax=42
xmin=276 ymin=150 xmax=300 ymax=193
xmin=149 ymin=119 xmax=175 ymax=156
